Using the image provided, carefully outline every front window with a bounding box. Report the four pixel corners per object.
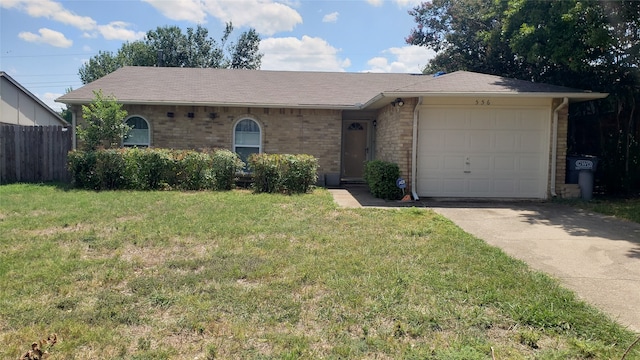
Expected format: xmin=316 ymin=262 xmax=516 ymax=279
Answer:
xmin=123 ymin=116 xmax=150 ymax=147
xmin=234 ymin=118 xmax=261 ymax=163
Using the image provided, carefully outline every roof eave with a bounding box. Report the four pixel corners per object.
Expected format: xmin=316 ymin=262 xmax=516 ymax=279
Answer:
xmin=56 ymin=98 xmax=360 ymax=110
xmin=360 ymin=91 xmax=609 ymax=109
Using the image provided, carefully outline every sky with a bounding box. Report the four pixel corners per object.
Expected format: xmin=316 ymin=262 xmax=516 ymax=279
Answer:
xmin=0 ymin=0 xmax=436 ymax=112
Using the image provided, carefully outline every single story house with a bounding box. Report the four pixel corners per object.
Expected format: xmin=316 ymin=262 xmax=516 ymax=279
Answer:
xmin=1 ymin=71 xmax=68 ymax=126
xmin=56 ymin=66 xmax=606 ymax=199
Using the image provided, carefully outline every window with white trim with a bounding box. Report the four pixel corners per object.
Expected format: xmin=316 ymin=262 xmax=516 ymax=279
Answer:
xmin=123 ymin=116 xmax=150 ymax=147
xmin=234 ymin=118 xmax=261 ymax=163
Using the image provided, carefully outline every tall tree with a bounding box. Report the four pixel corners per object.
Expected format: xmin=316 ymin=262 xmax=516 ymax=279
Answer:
xmin=229 ymin=28 xmax=262 ymax=69
xmin=406 ymin=0 xmax=520 ymax=77
xmin=78 ymin=23 xmax=262 ymax=84
xmin=78 ymin=51 xmax=122 ymax=84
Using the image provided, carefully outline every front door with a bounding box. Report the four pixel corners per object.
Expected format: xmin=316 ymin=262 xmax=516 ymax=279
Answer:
xmin=342 ymin=121 xmax=369 ymax=178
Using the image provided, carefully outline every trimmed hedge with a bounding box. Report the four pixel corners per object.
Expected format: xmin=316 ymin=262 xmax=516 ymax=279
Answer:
xmin=211 ymin=149 xmax=246 ymax=190
xmin=248 ymin=153 xmax=318 ymax=194
xmin=364 ymin=160 xmax=403 ymax=200
xmin=67 ymin=148 xmax=244 ymax=191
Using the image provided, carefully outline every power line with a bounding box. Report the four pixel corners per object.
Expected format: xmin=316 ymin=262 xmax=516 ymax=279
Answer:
xmin=1 ymin=53 xmax=95 ymax=59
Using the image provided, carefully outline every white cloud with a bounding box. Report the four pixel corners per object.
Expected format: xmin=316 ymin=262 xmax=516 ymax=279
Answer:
xmin=365 ymin=0 xmax=421 ymax=8
xmin=43 ymin=92 xmax=64 ymax=112
xmin=394 ymin=0 xmax=422 ymax=7
xmin=18 ymin=28 xmax=73 ymax=48
xmin=260 ymin=36 xmax=351 ymax=72
xmin=202 ymin=0 xmax=302 ymax=35
xmin=364 ymin=45 xmax=435 ymax=73
xmin=143 ymin=0 xmax=302 ymax=36
xmin=97 ymin=21 xmax=146 ymax=41
xmin=2 ymin=0 xmax=96 ymax=30
xmin=322 ymin=12 xmax=339 ymax=23
xmin=141 ymin=0 xmax=207 ymax=23
xmin=4 ymin=0 xmax=145 ymax=42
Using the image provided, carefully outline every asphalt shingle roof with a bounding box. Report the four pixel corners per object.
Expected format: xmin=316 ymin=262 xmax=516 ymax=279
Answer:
xmin=57 ymin=67 xmax=604 ymax=109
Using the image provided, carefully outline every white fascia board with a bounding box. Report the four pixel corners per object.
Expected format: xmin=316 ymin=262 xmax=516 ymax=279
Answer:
xmin=358 ymin=91 xmax=608 ymax=110
xmin=56 ymin=98 xmax=361 ymax=110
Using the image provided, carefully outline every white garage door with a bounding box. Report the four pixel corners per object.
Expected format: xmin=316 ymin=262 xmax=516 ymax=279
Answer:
xmin=417 ymin=106 xmax=550 ymax=198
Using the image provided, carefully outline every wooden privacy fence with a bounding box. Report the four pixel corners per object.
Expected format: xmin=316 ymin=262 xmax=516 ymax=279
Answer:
xmin=0 ymin=125 xmax=73 ymax=184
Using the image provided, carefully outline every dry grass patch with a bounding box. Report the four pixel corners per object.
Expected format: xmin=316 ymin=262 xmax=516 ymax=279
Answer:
xmin=0 ymin=185 xmax=638 ymax=359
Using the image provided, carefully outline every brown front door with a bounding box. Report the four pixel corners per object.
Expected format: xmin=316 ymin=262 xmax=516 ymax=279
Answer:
xmin=342 ymin=121 xmax=369 ymax=178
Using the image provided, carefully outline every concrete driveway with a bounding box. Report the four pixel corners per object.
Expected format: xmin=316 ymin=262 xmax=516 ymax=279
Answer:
xmin=429 ymin=202 xmax=640 ymax=332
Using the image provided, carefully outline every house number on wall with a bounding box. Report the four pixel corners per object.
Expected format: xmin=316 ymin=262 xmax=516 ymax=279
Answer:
xmin=475 ymin=99 xmax=491 ymax=105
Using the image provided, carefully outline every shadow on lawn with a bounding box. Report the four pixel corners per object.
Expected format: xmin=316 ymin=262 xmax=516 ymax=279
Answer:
xmin=341 ymin=185 xmax=640 ymax=259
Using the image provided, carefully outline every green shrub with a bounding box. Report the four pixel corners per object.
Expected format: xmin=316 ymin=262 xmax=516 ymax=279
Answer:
xmin=123 ymin=148 xmax=172 ymax=190
xmin=211 ymin=149 xmax=245 ymax=190
xmin=68 ymin=150 xmax=99 ymax=190
xmin=68 ymin=148 xmax=303 ymax=192
xmin=173 ymin=150 xmax=214 ymax=190
xmin=94 ymin=149 xmax=128 ymax=190
xmin=281 ymin=154 xmax=318 ymax=194
xmin=248 ymin=153 xmax=319 ymax=194
xmin=67 ymin=148 xmax=237 ymax=191
xmin=364 ymin=160 xmax=403 ymax=200
xmin=248 ymin=153 xmax=283 ymax=193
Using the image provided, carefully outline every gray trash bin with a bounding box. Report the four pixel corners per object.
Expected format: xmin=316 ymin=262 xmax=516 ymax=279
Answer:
xmin=566 ymin=155 xmax=598 ymax=184
xmin=578 ymin=169 xmax=595 ymax=200
xmin=568 ymin=155 xmax=598 ymax=200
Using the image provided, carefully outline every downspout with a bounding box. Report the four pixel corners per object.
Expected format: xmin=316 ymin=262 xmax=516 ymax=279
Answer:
xmin=551 ymin=97 xmax=568 ymax=197
xmin=411 ymin=97 xmax=423 ymax=200
xmin=72 ymin=108 xmax=77 ymax=150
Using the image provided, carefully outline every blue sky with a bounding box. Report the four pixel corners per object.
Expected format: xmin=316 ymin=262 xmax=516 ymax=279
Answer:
xmin=0 ymin=0 xmax=435 ymax=112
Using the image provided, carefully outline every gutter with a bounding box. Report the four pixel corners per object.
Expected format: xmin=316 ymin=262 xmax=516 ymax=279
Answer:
xmin=411 ymin=97 xmax=423 ymax=201
xmin=551 ymin=97 xmax=568 ymax=197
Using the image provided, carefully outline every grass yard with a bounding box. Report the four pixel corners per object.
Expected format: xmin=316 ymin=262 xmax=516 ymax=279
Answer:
xmin=566 ymin=197 xmax=640 ymax=224
xmin=1 ymin=184 xmax=638 ymax=359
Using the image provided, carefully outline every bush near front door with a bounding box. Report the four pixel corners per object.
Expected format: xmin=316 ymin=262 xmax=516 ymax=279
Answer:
xmin=364 ymin=160 xmax=403 ymax=200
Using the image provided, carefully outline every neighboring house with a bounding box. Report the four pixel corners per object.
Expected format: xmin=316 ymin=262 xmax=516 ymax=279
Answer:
xmin=1 ymin=71 xmax=68 ymax=126
xmin=57 ymin=66 xmax=606 ymax=199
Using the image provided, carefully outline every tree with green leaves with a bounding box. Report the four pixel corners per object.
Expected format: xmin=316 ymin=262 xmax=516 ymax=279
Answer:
xmin=79 ymin=23 xmax=263 ymax=84
xmin=77 ymin=90 xmax=129 ymax=151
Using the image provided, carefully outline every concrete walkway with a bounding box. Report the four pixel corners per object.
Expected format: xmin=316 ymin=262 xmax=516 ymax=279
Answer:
xmin=329 ymin=187 xmax=640 ymax=332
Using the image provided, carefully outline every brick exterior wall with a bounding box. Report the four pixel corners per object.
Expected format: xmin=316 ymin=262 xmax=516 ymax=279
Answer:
xmin=76 ymin=104 xmax=342 ymax=175
xmin=550 ymin=99 xmax=576 ymax=198
xmin=374 ymin=98 xmax=416 ymax=190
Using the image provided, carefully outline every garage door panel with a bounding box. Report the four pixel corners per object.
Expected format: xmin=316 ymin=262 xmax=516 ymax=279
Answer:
xmin=518 ymin=179 xmax=541 ymax=196
xmin=494 ymin=179 xmax=516 ymax=194
xmin=470 ymin=156 xmax=491 ymax=172
xmin=469 ymin=132 xmax=492 ymax=152
xmin=495 ymin=110 xmax=519 ymax=129
xmin=521 ymin=116 xmax=547 ymax=130
xmin=418 ymin=106 xmax=550 ymax=199
xmin=421 ymin=132 xmax=445 ymax=151
xmin=494 ymin=156 xmax=515 ymax=171
xmin=519 ymin=155 xmax=542 ymax=171
xmin=444 ymin=132 xmax=467 ymax=150
xmin=443 ymin=155 xmax=465 ymax=170
xmin=421 ymin=155 xmax=443 ymax=169
xmin=445 ymin=110 xmax=469 ymax=129
xmin=520 ymin=132 xmax=544 ymax=152
xmin=495 ymin=132 xmax=516 ymax=151
xmin=443 ymin=179 xmax=466 ymax=194
xmin=470 ymin=112 xmax=493 ymax=129
xmin=468 ymin=179 xmax=492 ymax=193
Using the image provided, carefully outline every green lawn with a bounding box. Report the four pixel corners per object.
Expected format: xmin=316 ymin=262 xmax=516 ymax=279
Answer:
xmin=1 ymin=184 xmax=638 ymax=359
xmin=567 ymin=197 xmax=640 ymax=224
